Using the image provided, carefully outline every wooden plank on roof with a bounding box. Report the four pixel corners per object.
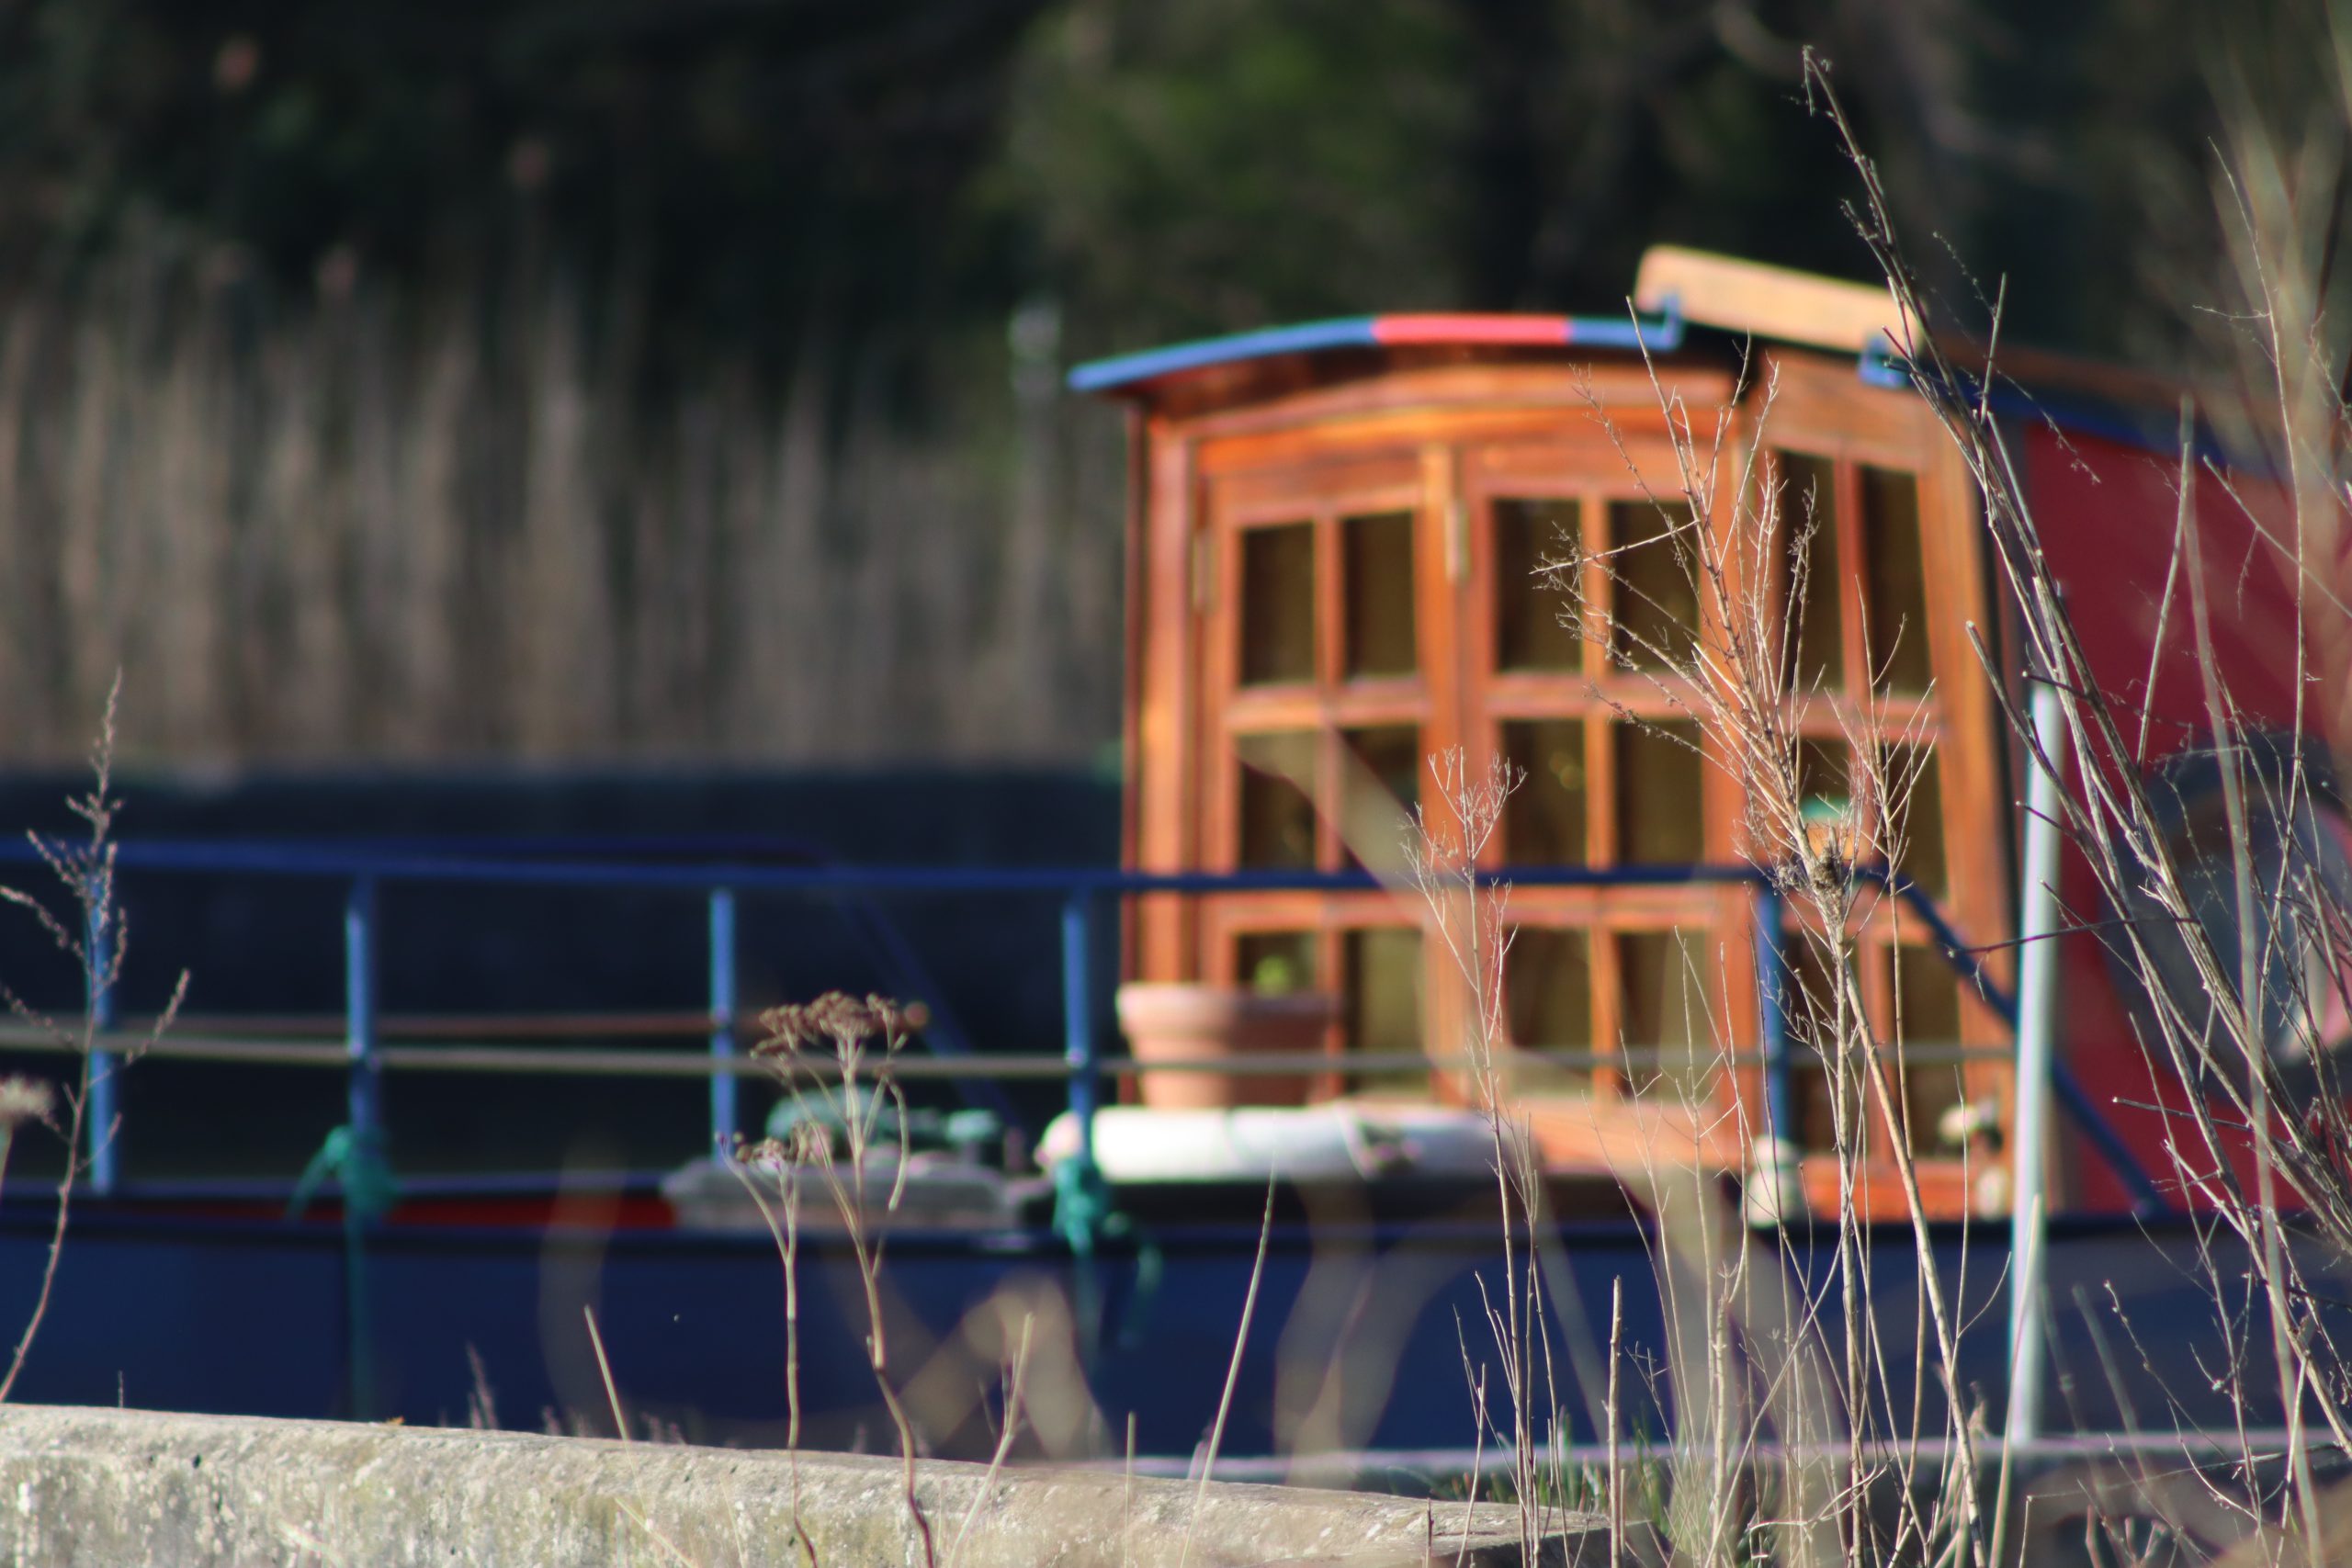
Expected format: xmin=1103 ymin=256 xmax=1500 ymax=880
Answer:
xmin=1634 ymin=245 xmax=1918 ymax=355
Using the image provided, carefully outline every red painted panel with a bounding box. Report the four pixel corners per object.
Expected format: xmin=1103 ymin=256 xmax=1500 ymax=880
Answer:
xmin=2027 ymin=426 xmax=2306 ymax=751
xmin=1371 ymin=314 xmax=1571 ymax=345
xmin=2027 ymin=425 xmax=2352 ymax=1211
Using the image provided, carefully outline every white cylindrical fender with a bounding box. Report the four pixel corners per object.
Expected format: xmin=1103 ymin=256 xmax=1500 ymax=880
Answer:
xmin=1037 ymin=1104 xmax=1498 ymax=1184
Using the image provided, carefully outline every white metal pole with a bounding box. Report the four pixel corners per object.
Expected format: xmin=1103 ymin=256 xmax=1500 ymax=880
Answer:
xmin=2006 ymin=679 xmax=2068 ymax=1446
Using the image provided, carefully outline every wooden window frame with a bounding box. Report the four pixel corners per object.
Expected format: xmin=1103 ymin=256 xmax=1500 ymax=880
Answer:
xmin=1125 ymin=355 xmax=2007 ymax=1217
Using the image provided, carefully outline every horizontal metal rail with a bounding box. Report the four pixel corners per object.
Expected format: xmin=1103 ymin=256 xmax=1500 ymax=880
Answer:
xmin=115 ymin=1010 xmax=731 ymax=1042
xmin=0 ymin=1023 xmax=2010 ymax=1077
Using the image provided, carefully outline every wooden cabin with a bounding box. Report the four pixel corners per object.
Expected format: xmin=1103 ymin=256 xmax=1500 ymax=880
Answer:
xmin=1072 ymin=247 xmax=2341 ymax=1223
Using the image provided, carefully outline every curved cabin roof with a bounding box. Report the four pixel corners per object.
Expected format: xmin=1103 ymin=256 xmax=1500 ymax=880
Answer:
xmin=1067 ymin=247 xmax=1907 ymax=408
xmin=1069 ymin=245 xmax=2190 ymax=453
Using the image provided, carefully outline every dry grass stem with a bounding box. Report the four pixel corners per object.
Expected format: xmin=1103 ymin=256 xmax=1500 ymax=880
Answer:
xmin=0 ymin=678 xmax=188 ymax=1404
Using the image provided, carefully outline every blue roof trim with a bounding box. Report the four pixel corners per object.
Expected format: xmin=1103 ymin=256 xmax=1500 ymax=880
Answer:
xmin=1860 ymin=337 xmax=2245 ymax=468
xmin=1068 ymin=319 xmax=1382 ymax=393
xmin=1564 ymin=302 xmax=1682 ymax=352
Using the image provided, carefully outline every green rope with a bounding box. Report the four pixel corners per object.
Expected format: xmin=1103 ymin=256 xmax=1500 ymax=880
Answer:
xmin=1050 ymin=1154 xmax=1114 ymax=1256
xmin=287 ymin=1124 xmax=400 ymax=1223
xmin=288 ymin=1124 xmax=398 ymax=1418
xmin=1049 ymin=1157 xmax=1166 ymax=1354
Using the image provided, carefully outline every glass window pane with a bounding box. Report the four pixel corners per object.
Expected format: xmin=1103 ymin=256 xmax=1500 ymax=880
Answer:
xmin=1238 ymin=731 xmax=1319 ymax=868
xmin=1613 ymin=720 xmax=1704 ymax=864
xmin=1345 ymin=928 xmax=1426 ymax=1092
xmin=1882 ymin=744 xmax=1947 ymax=897
xmin=1494 ymin=498 xmax=1581 ymax=671
xmin=1781 ymin=932 xmax=1860 ymax=1153
xmin=1502 ymin=719 xmax=1587 ymax=864
xmin=1342 ymin=511 xmax=1417 ymax=678
xmin=1796 ymin=737 xmax=1853 ymax=858
xmin=1340 ymin=726 xmax=1421 ymax=869
xmin=1240 ymin=522 xmax=1316 ymax=685
xmin=1860 ymin=468 xmax=1933 ymax=693
xmin=1619 ymin=929 xmax=1717 ymax=1098
xmin=1886 ymin=944 xmax=1968 ymax=1150
xmin=1796 ymin=738 xmax=1849 ymax=815
xmin=1608 ymin=501 xmax=1700 ymax=671
xmin=1504 ymin=926 xmax=1593 ymax=1094
xmin=1237 ymin=931 xmax=1319 ymax=996
xmin=1773 ymin=453 xmax=1842 ymax=694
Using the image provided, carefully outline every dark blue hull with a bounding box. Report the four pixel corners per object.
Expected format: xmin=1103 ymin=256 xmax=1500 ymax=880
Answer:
xmin=0 ymin=1202 xmax=2312 ymax=1460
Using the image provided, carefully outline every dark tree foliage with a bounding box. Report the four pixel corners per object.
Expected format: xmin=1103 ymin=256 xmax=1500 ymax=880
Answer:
xmin=0 ymin=0 xmax=2277 ymax=368
xmin=0 ymin=0 xmax=1049 ymax=367
xmin=1001 ymin=0 xmax=2257 ymax=361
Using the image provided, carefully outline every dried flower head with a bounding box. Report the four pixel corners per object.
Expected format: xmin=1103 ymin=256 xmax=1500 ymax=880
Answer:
xmin=733 ymin=1135 xmax=790 ymax=1170
xmin=0 ymin=1076 xmax=55 ymax=1130
xmin=786 ymin=1121 xmax=833 ymax=1168
xmin=754 ymin=991 xmax=924 ymax=1057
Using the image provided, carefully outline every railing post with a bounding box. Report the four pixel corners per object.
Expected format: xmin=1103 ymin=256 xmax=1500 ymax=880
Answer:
xmin=1747 ymin=878 xmax=1801 ymax=1226
xmin=85 ymin=900 xmax=117 ymax=1196
xmin=343 ymin=874 xmax=381 ymax=1419
xmin=1055 ymin=889 xmax=1108 ymax=1253
xmin=345 ymin=877 xmax=381 ymax=1150
xmin=2007 ymin=680 xmax=2069 ymax=1446
xmin=708 ymin=887 xmax=739 ymax=1153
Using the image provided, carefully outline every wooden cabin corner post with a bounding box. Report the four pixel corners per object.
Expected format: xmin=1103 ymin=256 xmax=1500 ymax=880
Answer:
xmin=1118 ymin=404 xmax=1148 ymax=991
xmin=1132 ymin=419 xmax=1198 ymax=989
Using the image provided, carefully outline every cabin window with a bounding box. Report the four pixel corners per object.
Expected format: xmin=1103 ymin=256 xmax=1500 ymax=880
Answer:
xmin=1344 ymin=928 xmax=1424 ymax=1090
xmin=1781 ymin=934 xmax=1856 ymax=1150
xmin=1343 ymin=725 xmax=1421 ymax=813
xmin=1884 ymin=943 xmax=1969 ymax=1141
xmin=1240 ymin=522 xmax=1317 ymax=685
xmin=1614 ymin=720 xmax=1705 ymax=864
xmin=1795 ymin=737 xmax=1849 ymax=817
xmin=1501 ymin=719 xmax=1587 ymax=864
xmin=1861 ymin=468 xmax=1933 ymax=693
xmin=1504 ymin=926 xmax=1594 ymax=1094
xmin=1238 ymin=732 xmax=1319 ymax=868
xmin=1608 ymin=501 xmax=1700 ymax=671
xmin=1777 ymin=930 xmax=1974 ymax=1157
xmin=1493 ymin=499 xmax=1581 ymax=671
xmin=1343 ymin=511 xmax=1419 ymax=678
xmin=1775 ymin=453 xmax=1843 ymax=694
xmin=1619 ymin=927 xmax=1715 ymax=1096
xmin=1793 ymin=737 xmax=1853 ymax=858
xmin=1340 ymin=725 xmax=1421 ymax=866
xmin=1769 ymin=452 xmax=1939 ymax=699
xmin=1881 ymin=743 xmax=1947 ymax=897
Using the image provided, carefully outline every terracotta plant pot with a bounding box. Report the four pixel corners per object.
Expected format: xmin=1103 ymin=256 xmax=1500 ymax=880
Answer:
xmin=1114 ymin=983 xmax=1341 ymax=1110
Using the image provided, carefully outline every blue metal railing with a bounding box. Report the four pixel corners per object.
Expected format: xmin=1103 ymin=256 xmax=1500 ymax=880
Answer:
xmin=0 ymin=839 xmax=2165 ymax=1217
xmin=707 ymin=888 xmax=739 ymax=1150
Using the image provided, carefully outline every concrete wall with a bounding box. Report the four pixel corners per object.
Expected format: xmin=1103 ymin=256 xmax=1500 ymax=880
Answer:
xmin=0 ymin=1404 xmax=1603 ymax=1567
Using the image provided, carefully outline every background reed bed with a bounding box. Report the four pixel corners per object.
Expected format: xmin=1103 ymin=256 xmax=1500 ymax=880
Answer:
xmin=0 ymin=255 xmax=1125 ymax=768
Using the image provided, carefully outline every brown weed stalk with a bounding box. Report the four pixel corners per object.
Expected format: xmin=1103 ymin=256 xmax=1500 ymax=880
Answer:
xmin=0 ymin=680 xmax=187 ymax=1404
xmin=753 ymin=992 xmax=937 ymax=1568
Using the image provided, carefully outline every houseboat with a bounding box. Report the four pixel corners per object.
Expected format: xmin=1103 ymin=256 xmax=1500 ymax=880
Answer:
xmin=0 ymin=247 xmax=2337 ymax=1464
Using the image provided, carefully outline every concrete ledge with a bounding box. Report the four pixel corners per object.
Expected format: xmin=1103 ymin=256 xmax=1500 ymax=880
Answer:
xmin=0 ymin=1404 xmax=1606 ymax=1567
